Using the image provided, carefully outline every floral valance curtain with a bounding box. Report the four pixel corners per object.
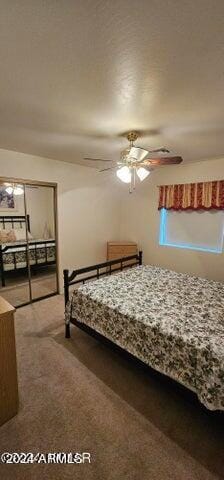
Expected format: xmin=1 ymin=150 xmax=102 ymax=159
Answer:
xmin=158 ymin=180 xmax=224 ymax=210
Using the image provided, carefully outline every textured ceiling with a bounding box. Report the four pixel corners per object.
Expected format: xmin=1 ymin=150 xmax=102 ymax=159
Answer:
xmin=0 ymin=0 xmax=224 ymax=167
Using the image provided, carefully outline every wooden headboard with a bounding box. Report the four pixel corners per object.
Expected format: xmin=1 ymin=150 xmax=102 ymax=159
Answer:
xmin=0 ymin=215 xmax=30 ymax=232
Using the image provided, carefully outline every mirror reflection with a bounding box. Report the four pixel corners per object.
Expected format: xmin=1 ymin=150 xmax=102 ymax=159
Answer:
xmin=0 ymin=181 xmax=58 ymax=307
xmin=26 ymin=185 xmax=57 ymax=300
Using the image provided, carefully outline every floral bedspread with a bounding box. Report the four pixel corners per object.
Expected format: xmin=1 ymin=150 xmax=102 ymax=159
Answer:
xmin=2 ymin=240 xmax=55 ymax=268
xmin=66 ymin=265 xmax=224 ymax=411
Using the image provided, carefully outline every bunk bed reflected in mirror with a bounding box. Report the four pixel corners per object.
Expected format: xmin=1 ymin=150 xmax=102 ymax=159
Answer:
xmin=0 ymin=179 xmax=58 ymax=307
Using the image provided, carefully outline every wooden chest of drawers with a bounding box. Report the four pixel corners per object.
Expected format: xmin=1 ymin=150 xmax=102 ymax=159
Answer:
xmin=0 ymin=297 xmax=18 ymax=426
xmin=107 ymin=241 xmax=138 ymax=266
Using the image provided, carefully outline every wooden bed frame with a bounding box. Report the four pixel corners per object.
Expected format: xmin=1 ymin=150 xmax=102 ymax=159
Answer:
xmin=0 ymin=214 xmax=55 ymax=287
xmin=63 ymin=250 xmax=142 ymax=339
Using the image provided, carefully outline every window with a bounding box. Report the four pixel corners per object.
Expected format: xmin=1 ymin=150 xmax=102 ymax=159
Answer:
xmin=159 ymin=208 xmax=224 ymax=253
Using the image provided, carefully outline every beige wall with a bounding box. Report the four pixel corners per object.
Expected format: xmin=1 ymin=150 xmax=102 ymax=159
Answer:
xmin=1 ymin=147 xmax=223 ymax=287
xmin=25 ymin=185 xmax=55 ymax=239
xmin=120 ymin=157 xmax=224 ymax=282
xmin=0 ymin=148 xmax=122 ymax=290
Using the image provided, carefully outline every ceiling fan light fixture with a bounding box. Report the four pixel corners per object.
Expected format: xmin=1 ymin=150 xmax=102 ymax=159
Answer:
xmin=13 ymin=186 xmax=24 ymax=196
xmin=5 ymin=182 xmax=24 ymax=195
xmin=128 ymin=146 xmax=149 ymax=162
xmin=136 ymin=167 xmax=150 ymax=182
xmin=5 ymin=186 xmax=13 ymax=195
xmin=116 ymin=166 xmax=131 ymax=184
xmin=84 ymin=130 xmax=182 ymax=192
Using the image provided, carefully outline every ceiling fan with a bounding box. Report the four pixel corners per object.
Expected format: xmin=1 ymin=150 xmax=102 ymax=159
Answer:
xmin=84 ymin=131 xmax=183 ymax=193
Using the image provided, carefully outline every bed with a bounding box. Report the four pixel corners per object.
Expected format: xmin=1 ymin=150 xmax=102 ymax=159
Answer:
xmin=64 ymin=253 xmax=224 ymax=411
xmin=0 ymin=215 xmax=56 ymax=286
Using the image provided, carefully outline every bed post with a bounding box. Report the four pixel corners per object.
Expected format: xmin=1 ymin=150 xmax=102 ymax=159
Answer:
xmin=65 ymin=322 xmax=70 ymax=339
xmin=139 ymin=250 xmax=143 ymax=266
xmin=63 ymin=269 xmax=71 ymax=338
xmin=64 ymin=269 xmax=69 ymax=306
xmin=26 ymin=214 xmax=30 ymax=233
xmin=0 ymin=245 xmax=5 ymax=287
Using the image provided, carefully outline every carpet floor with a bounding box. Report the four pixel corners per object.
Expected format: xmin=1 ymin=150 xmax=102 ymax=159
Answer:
xmin=0 ymin=295 xmax=223 ymax=480
xmin=0 ymin=273 xmax=57 ymax=307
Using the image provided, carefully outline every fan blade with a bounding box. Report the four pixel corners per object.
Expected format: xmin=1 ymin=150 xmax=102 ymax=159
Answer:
xmin=128 ymin=146 xmax=149 ymax=162
xmin=99 ymin=166 xmax=117 ymax=172
xmin=147 ymin=147 xmax=170 ymax=154
xmin=144 ymin=156 xmax=183 ymax=166
xmin=84 ymin=157 xmax=114 ymax=162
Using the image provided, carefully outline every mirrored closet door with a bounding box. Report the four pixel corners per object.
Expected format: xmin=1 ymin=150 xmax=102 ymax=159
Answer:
xmin=0 ymin=181 xmax=30 ymax=307
xmin=26 ymin=184 xmax=58 ymax=301
xmin=0 ymin=179 xmax=58 ymax=307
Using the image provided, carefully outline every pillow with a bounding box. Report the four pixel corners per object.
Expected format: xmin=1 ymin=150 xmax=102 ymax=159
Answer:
xmin=14 ymin=228 xmax=26 ymax=241
xmin=7 ymin=230 xmax=17 ymax=242
xmin=14 ymin=228 xmax=33 ymax=241
xmin=0 ymin=229 xmax=16 ymax=244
